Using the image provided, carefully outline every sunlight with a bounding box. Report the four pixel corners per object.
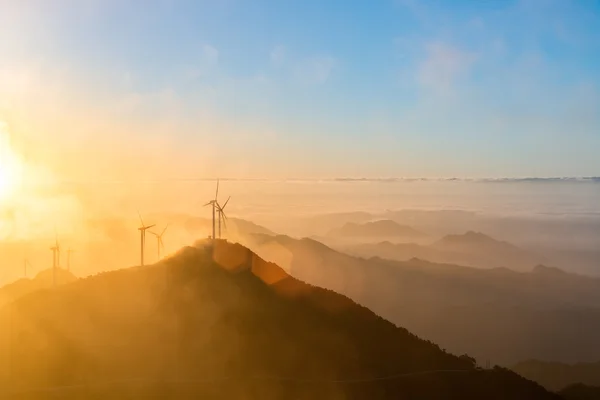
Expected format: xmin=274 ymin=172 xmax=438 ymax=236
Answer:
xmin=0 ymin=121 xmax=23 ymax=203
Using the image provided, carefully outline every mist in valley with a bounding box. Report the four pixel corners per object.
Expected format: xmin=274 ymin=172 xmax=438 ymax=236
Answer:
xmin=2 ymin=0 xmax=600 ymax=398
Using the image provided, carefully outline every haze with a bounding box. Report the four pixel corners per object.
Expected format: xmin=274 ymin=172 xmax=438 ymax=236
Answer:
xmin=1 ymin=1 xmax=600 ymax=398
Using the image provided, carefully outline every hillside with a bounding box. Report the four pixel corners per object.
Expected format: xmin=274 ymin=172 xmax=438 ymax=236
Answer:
xmin=431 ymin=231 xmax=543 ymax=271
xmin=513 ymin=360 xmax=600 ymax=391
xmin=344 ymin=240 xmax=466 ymax=266
xmin=244 ymin=234 xmax=600 ymax=365
xmin=0 ymin=240 xmax=558 ymax=399
xmin=0 ymin=268 xmax=77 ymax=307
xmin=345 ymin=232 xmax=543 ymax=271
xmin=328 ymin=220 xmax=426 ymax=241
xmin=559 ymin=384 xmax=600 ymax=400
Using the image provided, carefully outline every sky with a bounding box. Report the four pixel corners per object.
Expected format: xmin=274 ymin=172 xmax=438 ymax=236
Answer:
xmin=1 ymin=0 xmax=600 ymax=179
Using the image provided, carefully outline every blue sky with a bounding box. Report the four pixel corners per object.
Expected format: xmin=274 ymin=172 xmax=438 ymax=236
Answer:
xmin=0 ymin=0 xmax=599 ymax=178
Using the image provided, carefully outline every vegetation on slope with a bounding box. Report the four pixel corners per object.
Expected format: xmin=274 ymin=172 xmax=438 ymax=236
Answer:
xmin=513 ymin=360 xmax=600 ymax=391
xmin=559 ymin=384 xmax=600 ymax=400
xmin=0 ymin=268 xmax=76 ymax=307
xmin=245 ymin=234 xmax=600 ymax=365
xmin=0 ymin=240 xmax=558 ymax=399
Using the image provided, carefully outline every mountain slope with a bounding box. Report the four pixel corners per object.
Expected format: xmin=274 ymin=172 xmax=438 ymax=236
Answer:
xmin=559 ymin=384 xmax=600 ymax=400
xmin=244 ymin=234 xmax=600 ymax=365
xmin=343 ymin=231 xmax=544 ymax=272
xmin=431 ymin=231 xmax=543 ymax=270
xmin=0 ymin=268 xmax=77 ymax=307
xmin=0 ymin=240 xmax=558 ymax=399
xmin=513 ymin=360 xmax=600 ymax=391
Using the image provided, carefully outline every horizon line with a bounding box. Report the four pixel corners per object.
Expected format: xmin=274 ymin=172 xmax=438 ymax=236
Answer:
xmin=48 ymin=176 xmax=600 ymax=185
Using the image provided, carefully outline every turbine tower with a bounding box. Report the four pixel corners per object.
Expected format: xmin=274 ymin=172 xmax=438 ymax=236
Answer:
xmin=50 ymin=235 xmax=60 ymax=287
xmin=137 ymin=212 xmax=155 ymax=267
xmin=216 ymin=196 xmax=230 ymax=239
xmin=203 ymin=179 xmax=219 ymax=243
xmin=150 ymin=224 xmax=170 ymax=261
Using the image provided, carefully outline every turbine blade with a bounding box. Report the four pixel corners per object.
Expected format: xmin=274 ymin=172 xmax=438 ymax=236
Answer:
xmin=160 ymin=238 xmax=165 ymax=249
xmin=149 ymin=231 xmax=159 ymax=237
xmin=215 ymin=179 xmax=219 ymax=201
xmin=161 ymin=223 xmax=170 ymax=236
xmin=222 ymin=196 xmax=231 ymax=209
xmin=146 ymin=224 xmax=156 ymax=230
xmin=222 ymin=216 xmax=228 ymax=231
xmin=137 ymin=210 xmax=145 ymax=227
xmin=203 ymin=201 xmax=213 ymax=207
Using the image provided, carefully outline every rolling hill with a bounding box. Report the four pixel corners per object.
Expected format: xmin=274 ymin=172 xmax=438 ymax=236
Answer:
xmin=244 ymin=234 xmax=600 ymax=365
xmin=0 ymin=240 xmax=558 ymax=399
xmin=0 ymin=268 xmax=77 ymax=307
xmin=512 ymin=360 xmax=600 ymax=391
xmin=559 ymin=384 xmax=600 ymax=400
xmin=345 ymin=231 xmax=544 ymax=271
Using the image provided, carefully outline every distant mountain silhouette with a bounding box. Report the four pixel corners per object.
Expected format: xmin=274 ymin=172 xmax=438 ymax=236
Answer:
xmin=431 ymin=231 xmax=543 ymax=270
xmin=0 ymin=268 xmax=77 ymax=306
xmin=229 ymin=217 xmax=276 ymax=236
xmin=244 ymin=234 xmax=600 ymax=365
xmin=287 ymin=209 xmax=600 ymax=275
xmin=0 ymin=241 xmax=557 ymax=399
xmin=513 ymin=360 xmax=600 ymax=391
xmin=346 ymin=231 xmax=544 ymax=271
xmin=182 ymin=216 xmax=274 ymax=239
xmin=328 ymin=220 xmax=427 ymax=240
xmin=559 ymin=384 xmax=600 ymax=400
xmin=288 ymin=211 xmax=375 ymax=236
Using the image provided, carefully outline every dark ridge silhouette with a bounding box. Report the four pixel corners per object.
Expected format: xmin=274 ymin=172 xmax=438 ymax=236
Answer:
xmin=243 ymin=234 xmax=600 ymax=365
xmin=559 ymin=384 xmax=600 ymax=400
xmin=328 ymin=220 xmax=426 ymax=239
xmin=0 ymin=240 xmax=558 ymax=399
xmin=0 ymin=268 xmax=77 ymax=306
xmin=513 ymin=360 xmax=600 ymax=391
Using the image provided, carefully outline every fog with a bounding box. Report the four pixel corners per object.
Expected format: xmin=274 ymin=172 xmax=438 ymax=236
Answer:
xmin=1 ymin=178 xmax=599 ymax=286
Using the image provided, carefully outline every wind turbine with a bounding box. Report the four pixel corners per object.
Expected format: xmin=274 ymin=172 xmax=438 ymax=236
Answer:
xmin=216 ymin=196 xmax=230 ymax=239
xmin=150 ymin=224 xmax=169 ymax=261
xmin=203 ymin=179 xmax=219 ymax=243
xmin=23 ymin=259 xmax=32 ymax=278
xmin=50 ymin=234 xmax=60 ymax=287
xmin=137 ymin=212 xmax=155 ymax=267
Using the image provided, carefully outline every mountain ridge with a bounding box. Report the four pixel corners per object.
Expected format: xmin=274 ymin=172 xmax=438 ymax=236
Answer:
xmin=513 ymin=359 xmax=600 ymax=391
xmin=0 ymin=268 xmax=77 ymax=307
xmin=0 ymin=239 xmax=559 ymax=399
xmin=243 ymin=234 xmax=600 ymax=365
xmin=344 ymin=230 xmax=544 ymax=272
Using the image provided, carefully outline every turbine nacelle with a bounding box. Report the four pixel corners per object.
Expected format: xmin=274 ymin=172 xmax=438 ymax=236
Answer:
xmin=150 ymin=224 xmax=170 ymax=260
xmin=137 ymin=211 xmax=155 ymax=267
